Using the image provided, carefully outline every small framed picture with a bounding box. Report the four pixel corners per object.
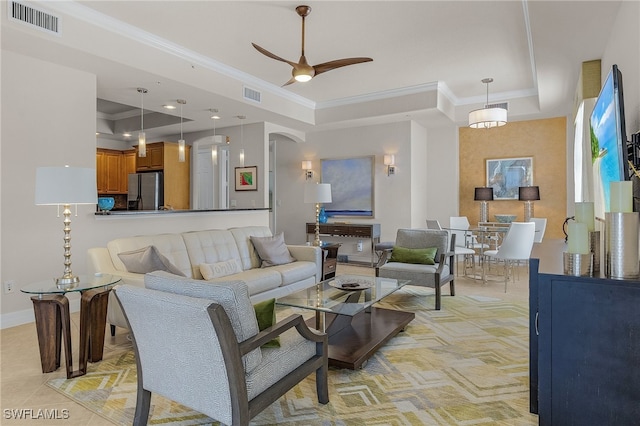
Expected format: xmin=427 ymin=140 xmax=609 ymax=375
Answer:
xmin=235 ymin=166 xmax=257 ymax=191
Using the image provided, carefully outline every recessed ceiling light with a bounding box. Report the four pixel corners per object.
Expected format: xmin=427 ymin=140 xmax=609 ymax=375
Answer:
xmin=163 ymin=104 xmax=176 ymax=110
xmin=123 ymin=132 xmax=132 ymax=138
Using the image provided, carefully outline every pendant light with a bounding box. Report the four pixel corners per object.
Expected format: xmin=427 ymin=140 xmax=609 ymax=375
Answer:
xmin=468 ymin=78 xmax=507 ymax=129
xmin=177 ymin=99 xmax=186 ymax=162
xmin=238 ymin=115 xmax=246 ymax=167
xmin=137 ymin=88 xmax=148 ymax=157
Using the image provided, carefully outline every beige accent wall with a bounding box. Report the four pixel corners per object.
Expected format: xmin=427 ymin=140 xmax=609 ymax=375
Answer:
xmin=459 ymin=117 xmax=567 ymax=240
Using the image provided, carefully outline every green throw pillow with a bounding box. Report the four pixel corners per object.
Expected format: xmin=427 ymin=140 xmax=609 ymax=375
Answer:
xmin=253 ymin=298 xmax=280 ymax=348
xmin=389 ymin=246 xmax=437 ymax=265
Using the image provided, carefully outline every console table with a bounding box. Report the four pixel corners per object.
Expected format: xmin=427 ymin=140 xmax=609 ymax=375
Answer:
xmin=306 ymin=223 xmax=381 ymax=267
xmin=530 ymin=240 xmax=640 ymax=425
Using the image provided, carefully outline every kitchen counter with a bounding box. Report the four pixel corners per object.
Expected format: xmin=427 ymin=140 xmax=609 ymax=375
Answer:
xmin=95 ymin=207 xmax=269 ymax=217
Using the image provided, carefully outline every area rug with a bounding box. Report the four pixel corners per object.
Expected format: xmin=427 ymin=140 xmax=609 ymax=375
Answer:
xmin=47 ymin=289 xmax=538 ymax=425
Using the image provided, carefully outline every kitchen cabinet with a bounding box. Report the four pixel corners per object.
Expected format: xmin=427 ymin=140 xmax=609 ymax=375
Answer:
xmin=97 ymin=143 xmax=190 ymax=209
xmin=121 ymin=150 xmax=137 ymax=193
xmin=96 ymin=149 xmax=123 ymax=194
xmin=135 ymin=142 xmax=190 ymax=210
xmin=136 ymin=143 xmax=164 ymax=171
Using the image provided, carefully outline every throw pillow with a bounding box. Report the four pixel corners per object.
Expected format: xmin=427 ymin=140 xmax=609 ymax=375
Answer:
xmin=253 ymin=298 xmax=280 ymax=348
xmin=200 ymin=259 xmax=243 ymax=280
xmin=389 ymin=246 xmax=438 ymax=265
xmin=250 ymin=233 xmax=296 ymax=267
xmin=118 ymin=245 xmax=185 ymax=276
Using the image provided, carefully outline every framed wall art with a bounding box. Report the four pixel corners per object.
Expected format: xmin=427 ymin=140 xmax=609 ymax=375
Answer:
xmin=321 ymin=156 xmax=374 ymax=217
xmin=486 ymin=157 xmax=533 ymax=200
xmin=235 ymin=166 xmax=257 ymax=191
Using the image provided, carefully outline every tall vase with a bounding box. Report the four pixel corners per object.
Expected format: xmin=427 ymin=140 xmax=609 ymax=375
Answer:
xmin=318 ymin=207 xmax=328 ymax=224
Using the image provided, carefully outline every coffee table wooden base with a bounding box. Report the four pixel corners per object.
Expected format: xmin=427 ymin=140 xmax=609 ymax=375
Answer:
xmin=307 ymin=307 xmax=415 ymax=370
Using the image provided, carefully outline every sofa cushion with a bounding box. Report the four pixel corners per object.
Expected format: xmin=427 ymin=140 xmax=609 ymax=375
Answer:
xmin=270 ymin=261 xmax=318 ymax=286
xmin=118 ymin=245 xmax=186 ymax=276
xmin=200 ymin=259 xmax=243 ymax=280
xmin=230 ymin=226 xmax=274 ymax=270
xmin=250 ymin=233 xmax=296 ymax=267
xmin=107 ymin=234 xmax=192 ymax=278
xmin=144 ymin=271 xmax=262 ymax=373
xmin=206 ymin=268 xmax=282 ymax=296
xmin=182 ymin=230 xmax=242 ymax=279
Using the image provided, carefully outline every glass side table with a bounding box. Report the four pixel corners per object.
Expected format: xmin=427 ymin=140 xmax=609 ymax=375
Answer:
xmin=21 ymin=274 xmax=121 ymax=378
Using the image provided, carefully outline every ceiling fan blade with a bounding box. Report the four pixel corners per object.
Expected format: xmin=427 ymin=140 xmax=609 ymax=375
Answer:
xmin=282 ymin=77 xmax=297 ymax=87
xmin=313 ymin=57 xmax=373 ymax=76
xmin=251 ymin=43 xmax=297 ymax=67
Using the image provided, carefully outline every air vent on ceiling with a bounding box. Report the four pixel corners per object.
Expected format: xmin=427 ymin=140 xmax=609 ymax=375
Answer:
xmin=8 ymin=1 xmax=61 ymax=36
xmin=486 ymin=102 xmax=508 ymax=111
xmin=243 ymin=86 xmax=261 ymax=104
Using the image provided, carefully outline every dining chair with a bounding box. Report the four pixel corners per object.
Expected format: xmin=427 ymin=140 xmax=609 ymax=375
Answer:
xmin=530 ymin=217 xmax=547 ymax=243
xmin=448 ymin=217 xmax=485 ymax=277
xmin=482 ymin=222 xmax=536 ymax=292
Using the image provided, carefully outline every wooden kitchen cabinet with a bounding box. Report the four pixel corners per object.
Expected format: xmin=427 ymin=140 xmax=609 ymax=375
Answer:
xmin=96 ymin=149 xmax=123 ymax=194
xmin=121 ymin=150 xmax=137 ymax=193
xmin=135 ymin=143 xmax=164 ymax=171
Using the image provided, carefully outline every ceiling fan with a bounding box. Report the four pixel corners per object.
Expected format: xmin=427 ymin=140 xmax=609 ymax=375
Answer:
xmin=252 ymin=5 xmax=373 ymax=86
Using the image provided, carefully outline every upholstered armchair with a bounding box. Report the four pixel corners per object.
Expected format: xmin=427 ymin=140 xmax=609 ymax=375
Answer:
xmin=114 ymin=272 xmax=328 ymax=426
xmin=376 ymin=229 xmax=456 ymax=310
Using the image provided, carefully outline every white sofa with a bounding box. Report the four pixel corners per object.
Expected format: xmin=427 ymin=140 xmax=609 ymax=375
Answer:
xmin=87 ymin=226 xmax=322 ymax=335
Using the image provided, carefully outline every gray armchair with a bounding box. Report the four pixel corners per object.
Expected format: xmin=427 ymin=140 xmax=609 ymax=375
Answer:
xmin=376 ymin=229 xmax=456 ymax=310
xmin=114 ymin=272 xmax=328 ymax=426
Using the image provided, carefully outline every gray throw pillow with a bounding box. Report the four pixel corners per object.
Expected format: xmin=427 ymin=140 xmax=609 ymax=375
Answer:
xmin=118 ymin=245 xmax=185 ymax=276
xmin=250 ymin=233 xmax=296 ymax=267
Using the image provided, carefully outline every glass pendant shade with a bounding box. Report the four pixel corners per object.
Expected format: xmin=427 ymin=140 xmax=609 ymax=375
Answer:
xmin=239 ymin=149 xmax=245 ymax=167
xmin=138 ymin=132 xmax=146 ymax=157
xmin=178 ymin=139 xmax=185 ymax=162
xmin=137 ymin=87 xmax=147 ymax=157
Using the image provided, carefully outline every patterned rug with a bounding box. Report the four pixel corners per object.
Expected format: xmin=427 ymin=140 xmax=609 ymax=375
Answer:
xmin=47 ymin=289 xmax=538 ymax=425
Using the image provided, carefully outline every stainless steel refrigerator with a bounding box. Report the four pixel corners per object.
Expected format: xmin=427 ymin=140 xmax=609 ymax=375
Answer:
xmin=127 ymin=172 xmax=163 ymax=210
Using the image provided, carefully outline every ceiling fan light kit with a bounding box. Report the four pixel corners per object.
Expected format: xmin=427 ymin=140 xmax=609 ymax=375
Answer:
xmin=252 ymin=4 xmax=372 ymax=86
xmin=469 ymin=78 xmax=508 ymax=129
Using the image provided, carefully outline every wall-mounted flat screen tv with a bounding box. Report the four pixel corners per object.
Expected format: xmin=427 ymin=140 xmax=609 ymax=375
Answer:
xmin=589 ymin=64 xmax=628 ymax=219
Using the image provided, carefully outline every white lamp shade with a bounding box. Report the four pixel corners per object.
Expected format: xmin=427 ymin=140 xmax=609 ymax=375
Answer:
xmin=304 ymin=183 xmax=332 ymax=204
xmin=35 ymin=167 xmax=97 ymax=205
xmin=468 ymin=107 xmax=507 ymax=128
xmin=301 ymin=160 xmax=313 ymax=170
xmin=383 ymin=154 xmax=395 ymax=166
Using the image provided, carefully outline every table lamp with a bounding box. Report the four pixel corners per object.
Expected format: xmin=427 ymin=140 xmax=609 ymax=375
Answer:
xmin=304 ymin=183 xmax=332 ymax=246
xmin=474 ymin=187 xmax=494 ymax=222
xmin=35 ymin=166 xmax=97 ymax=287
xmin=519 ymin=186 xmax=540 ymax=222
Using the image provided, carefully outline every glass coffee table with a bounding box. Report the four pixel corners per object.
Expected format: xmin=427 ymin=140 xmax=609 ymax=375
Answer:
xmin=277 ymin=274 xmax=414 ymax=369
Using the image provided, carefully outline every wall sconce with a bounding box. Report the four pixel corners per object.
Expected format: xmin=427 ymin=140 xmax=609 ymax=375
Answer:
xmin=383 ymin=154 xmax=396 ymax=176
xmin=302 ymin=160 xmax=313 ymax=180
xmin=519 ymin=186 xmax=540 ymax=222
xmin=474 ymin=187 xmax=494 ymax=222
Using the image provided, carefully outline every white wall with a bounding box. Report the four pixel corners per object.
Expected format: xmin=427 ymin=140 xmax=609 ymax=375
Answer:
xmin=0 ymin=52 xmax=269 ymax=327
xmin=602 ymin=0 xmax=639 ymax=137
xmin=273 ymin=120 xmax=458 ymax=262
xmin=425 ymin=124 xmax=460 ymax=226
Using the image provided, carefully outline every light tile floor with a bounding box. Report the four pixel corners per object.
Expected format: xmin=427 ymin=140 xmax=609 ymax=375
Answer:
xmin=0 ymin=262 xmax=530 ymax=425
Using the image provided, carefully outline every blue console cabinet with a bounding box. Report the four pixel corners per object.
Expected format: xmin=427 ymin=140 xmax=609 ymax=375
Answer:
xmin=530 ymin=256 xmax=640 ymax=425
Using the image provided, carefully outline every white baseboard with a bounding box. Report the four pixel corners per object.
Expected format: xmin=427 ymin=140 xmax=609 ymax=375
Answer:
xmin=1 ymin=299 xmax=81 ymax=330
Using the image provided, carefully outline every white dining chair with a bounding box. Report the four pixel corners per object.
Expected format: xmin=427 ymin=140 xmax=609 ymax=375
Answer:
xmin=530 ymin=217 xmax=547 ymax=243
xmin=482 ymin=222 xmax=536 ymax=292
xmin=448 ymin=217 xmax=486 ymax=277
